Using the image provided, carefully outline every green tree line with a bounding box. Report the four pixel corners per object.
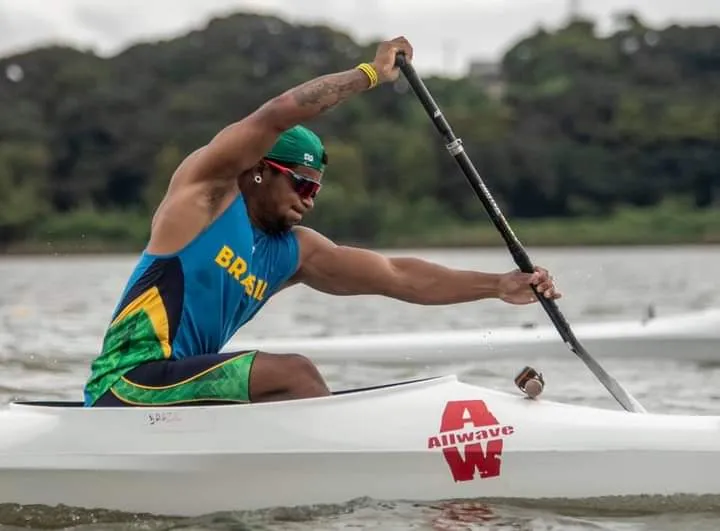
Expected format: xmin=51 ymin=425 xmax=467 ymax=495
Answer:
xmin=0 ymin=11 xmax=718 ymax=251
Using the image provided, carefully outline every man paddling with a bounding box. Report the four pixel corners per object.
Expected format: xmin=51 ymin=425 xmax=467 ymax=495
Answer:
xmin=83 ymin=36 xmax=561 ymax=407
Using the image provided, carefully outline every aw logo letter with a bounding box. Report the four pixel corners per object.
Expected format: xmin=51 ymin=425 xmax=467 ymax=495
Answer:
xmin=427 ymin=400 xmax=515 ymax=482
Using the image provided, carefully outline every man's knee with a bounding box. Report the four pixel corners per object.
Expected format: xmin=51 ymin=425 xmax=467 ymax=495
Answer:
xmin=249 ymin=351 xmax=329 ymax=401
xmin=283 ymin=353 xmax=322 ymax=379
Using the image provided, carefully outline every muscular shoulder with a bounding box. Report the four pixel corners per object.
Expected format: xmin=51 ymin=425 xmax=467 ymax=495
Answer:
xmin=164 ymin=147 xmax=236 ymax=207
xmin=286 ymin=227 xmax=337 ymax=279
xmin=292 ymin=226 xmax=336 ymax=260
xmin=286 ymin=226 xmax=399 ymax=297
xmin=146 ymin=148 xmax=238 ymax=255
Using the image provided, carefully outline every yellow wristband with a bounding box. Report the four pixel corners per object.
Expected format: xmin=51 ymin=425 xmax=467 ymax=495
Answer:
xmin=356 ymin=62 xmax=379 ymax=89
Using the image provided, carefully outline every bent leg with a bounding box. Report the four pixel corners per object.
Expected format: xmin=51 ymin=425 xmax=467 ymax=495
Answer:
xmin=92 ymin=350 xmax=330 ymax=407
xmin=93 ymin=351 xmax=257 ymax=407
xmin=249 ymin=352 xmax=330 ymax=402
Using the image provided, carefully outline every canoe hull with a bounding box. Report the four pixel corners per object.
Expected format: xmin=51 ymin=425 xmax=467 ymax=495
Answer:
xmin=3 ymin=451 xmax=720 ymax=517
xmin=1 ymin=375 xmax=719 ymax=516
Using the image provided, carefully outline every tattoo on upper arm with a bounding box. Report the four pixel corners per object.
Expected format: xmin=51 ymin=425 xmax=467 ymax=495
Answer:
xmin=291 ymin=71 xmax=368 ymax=113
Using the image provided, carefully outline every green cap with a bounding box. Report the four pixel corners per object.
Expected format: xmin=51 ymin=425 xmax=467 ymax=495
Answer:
xmin=265 ymin=125 xmax=327 ymax=172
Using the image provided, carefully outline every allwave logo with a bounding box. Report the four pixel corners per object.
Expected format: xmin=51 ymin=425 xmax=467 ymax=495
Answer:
xmin=427 ymin=400 xmax=514 ymax=482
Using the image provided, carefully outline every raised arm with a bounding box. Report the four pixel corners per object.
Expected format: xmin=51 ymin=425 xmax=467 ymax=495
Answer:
xmin=291 ymin=228 xmax=561 ymax=306
xmin=189 ymin=36 xmax=414 ymax=183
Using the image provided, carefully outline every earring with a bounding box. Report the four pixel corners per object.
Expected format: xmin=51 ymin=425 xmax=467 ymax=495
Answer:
xmin=254 ymin=175 xmax=262 ymax=184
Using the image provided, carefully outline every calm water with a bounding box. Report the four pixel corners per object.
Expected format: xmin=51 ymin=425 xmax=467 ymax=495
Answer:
xmin=1 ymin=245 xmax=720 ymax=530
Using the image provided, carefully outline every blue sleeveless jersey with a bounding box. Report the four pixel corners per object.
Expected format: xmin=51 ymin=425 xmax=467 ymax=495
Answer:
xmin=83 ymin=194 xmax=299 ymax=405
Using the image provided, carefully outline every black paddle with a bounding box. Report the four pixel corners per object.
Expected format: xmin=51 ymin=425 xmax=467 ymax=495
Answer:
xmin=393 ymin=51 xmax=646 ymax=414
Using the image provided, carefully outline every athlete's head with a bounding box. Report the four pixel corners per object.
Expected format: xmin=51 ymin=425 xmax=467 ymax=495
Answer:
xmin=241 ymin=125 xmax=327 ymax=233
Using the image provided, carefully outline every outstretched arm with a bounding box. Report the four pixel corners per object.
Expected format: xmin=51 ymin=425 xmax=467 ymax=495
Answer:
xmin=189 ymin=36 xmax=414 ymax=183
xmin=291 ymin=228 xmax=561 ymax=305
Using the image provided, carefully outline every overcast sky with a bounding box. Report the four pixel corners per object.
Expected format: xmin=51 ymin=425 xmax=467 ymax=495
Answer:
xmin=1 ymin=0 xmax=719 ymax=75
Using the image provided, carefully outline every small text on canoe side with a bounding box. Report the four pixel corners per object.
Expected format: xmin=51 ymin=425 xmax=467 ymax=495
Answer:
xmin=147 ymin=411 xmax=182 ymax=426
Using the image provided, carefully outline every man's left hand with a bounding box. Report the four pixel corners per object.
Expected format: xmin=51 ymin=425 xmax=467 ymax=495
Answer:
xmin=497 ymin=266 xmax=561 ymax=305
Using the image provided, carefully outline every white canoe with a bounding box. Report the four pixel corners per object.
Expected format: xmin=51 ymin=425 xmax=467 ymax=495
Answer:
xmin=1 ymin=374 xmax=719 ymax=517
xmin=225 ymin=307 xmax=720 ymax=363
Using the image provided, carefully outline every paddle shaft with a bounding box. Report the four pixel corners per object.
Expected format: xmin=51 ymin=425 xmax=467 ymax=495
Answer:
xmin=394 ymin=52 xmax=646 ymax=414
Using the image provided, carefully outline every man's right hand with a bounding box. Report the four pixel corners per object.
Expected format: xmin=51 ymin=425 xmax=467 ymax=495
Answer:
xmin=497 ymin=266 xmax=562 ymax=305
xmin=371 ymin=36 xmax=414 ymax=84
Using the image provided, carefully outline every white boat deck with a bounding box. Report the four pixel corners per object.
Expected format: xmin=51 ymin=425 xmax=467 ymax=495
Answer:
xmin=2 ymin=373 xmax=720 ymax=515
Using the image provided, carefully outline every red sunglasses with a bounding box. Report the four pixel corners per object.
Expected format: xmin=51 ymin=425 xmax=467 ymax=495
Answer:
xmin=264 ymin=159 xmax=322 ymax=200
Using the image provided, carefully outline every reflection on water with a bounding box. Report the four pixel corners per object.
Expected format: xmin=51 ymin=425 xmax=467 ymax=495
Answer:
xmin=3 ymin=496 xmax=720 ymax=531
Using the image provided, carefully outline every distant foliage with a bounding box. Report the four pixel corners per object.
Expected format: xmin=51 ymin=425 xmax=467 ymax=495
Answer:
xmin=0 ymin=12 xmax=718 ymax=249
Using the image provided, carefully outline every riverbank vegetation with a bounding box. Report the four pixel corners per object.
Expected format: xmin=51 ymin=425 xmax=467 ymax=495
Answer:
xmin=0 ymin=12 xmax=718 ymax=252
